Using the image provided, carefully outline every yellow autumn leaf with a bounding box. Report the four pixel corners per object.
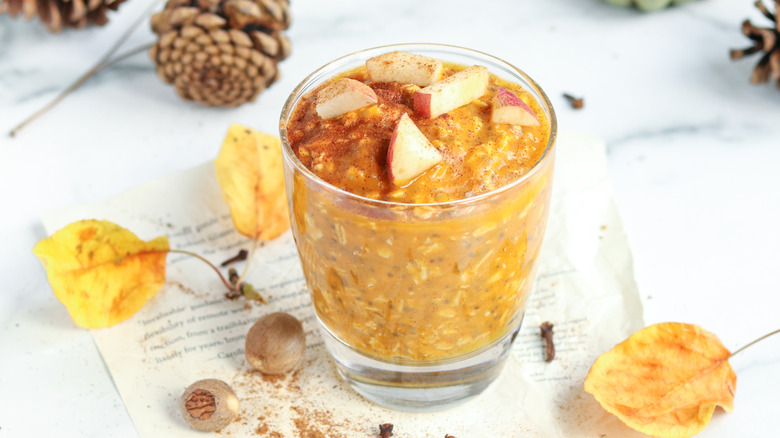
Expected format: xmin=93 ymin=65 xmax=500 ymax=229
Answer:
xmin=33 ymin=220 xmax=169 ymax=328
xmin=215 ymin=124 xmax=290 ymax=241
xmin=584 ymin=322 xmax=736 ymax=438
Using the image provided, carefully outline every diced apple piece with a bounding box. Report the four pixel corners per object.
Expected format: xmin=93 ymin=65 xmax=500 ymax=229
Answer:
xmin=387 ymin=113 xmax=443 ymax=186
xmin=491 ymin=88 xmax=540 ymax=126
xmin=315 ymin=78 xmax=378 ymax=119
xmin=366 ymin=51 xmax=444 ymax=86
xmin=413 ymin=65 xmax=489 ymax=118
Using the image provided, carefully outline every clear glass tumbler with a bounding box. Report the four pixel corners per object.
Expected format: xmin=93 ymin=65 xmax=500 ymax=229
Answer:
xmin=279 ymin=43 xmax=557 ymax=411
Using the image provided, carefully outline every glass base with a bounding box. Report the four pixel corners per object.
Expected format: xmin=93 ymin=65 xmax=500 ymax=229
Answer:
xmin=318 ymin=317 xmax=522 ymax=412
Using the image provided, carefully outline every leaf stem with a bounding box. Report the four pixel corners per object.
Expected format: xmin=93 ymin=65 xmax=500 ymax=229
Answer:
xmin=169 ymin=249 xmax=234 ymax=291
xmin=730 ymin=328 xmax=780 ymax=357
xmin=8 ymin=0 xmax=164 ymax=137
xmin=236 ymin=239 xmax=259 ymax=288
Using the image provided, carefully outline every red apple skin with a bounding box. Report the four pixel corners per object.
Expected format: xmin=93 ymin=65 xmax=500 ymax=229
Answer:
xmin=387 ymin=125 xmax=401 ymax=183
xmin=491 ymin=88 xmax=540 ymax=126
xmin=496 ymin=88 xmax=537 ymax=117
xmin=496 ymin=88 xmax=523 ymax=106
xmin=413 ymin=93 xmax=433 ymax=118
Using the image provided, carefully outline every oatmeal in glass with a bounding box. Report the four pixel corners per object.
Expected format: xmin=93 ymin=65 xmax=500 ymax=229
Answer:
xmin=280 ymin=44 xmax=556 ymax=409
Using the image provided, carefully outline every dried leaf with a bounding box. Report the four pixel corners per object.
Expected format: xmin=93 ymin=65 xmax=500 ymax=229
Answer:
xmin=33 ymin=220 xmax=169 ymax=328
xmin=215 ymin=124 xmax=290 ymax=241
xmin=584 ymin=322 xmax=736 ymax=438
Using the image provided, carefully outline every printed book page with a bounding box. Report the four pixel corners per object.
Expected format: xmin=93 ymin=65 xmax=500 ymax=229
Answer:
xmin=41 ymin=131 xmax=645 ymax=437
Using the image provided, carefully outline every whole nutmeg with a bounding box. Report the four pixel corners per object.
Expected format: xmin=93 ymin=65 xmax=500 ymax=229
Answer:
xmin=180 ymin=379 xmax=239 ymax=432
xmin=245 ymin=312 xmax=305 ymax=375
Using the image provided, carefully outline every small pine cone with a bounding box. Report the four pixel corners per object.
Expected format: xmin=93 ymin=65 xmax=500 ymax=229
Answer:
xmin=149 ymin=0 xmax=291 ymax=107
xmin=730 ymin=0 xmax=780 ymax=89
xmin=0 ymin=0 xmax=127 ymax=32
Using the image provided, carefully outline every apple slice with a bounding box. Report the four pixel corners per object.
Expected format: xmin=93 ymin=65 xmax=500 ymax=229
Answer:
xmin=387 ymin=113 xmax=443 ymax=186
xmin=315 ymin=78 xmax=378 ymax=119
xmin=366 ymin=51 xmax=443 ymax=86
xmin=413 ymin=65 xmax=489 ymax=118
xmin=491 ymin=88 xmax=540 ymax=126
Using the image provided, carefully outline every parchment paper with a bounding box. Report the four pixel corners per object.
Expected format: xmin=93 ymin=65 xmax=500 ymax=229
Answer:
xmin=41 ymin=131 xmax=645 ymax=437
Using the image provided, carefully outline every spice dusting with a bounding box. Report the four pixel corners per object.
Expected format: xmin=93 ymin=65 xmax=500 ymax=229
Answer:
xmin=287 ymin=64 xmax=550 ymax=204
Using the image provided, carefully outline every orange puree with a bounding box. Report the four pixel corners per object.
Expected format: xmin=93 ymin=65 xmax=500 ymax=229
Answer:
xmin=288 ymin=65 xmax=550 ymax=203
xmin=287 ymin=62 xmax=554 ymax=362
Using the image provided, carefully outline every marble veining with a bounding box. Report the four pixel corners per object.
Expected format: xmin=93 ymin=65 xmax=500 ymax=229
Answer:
xmin=0 ymin=18 xmax=12 ymax=50
xmin=606 ymin=120 xmax=748 ymax=149
xmin=680 ymin=8 xmax=744 ymax=32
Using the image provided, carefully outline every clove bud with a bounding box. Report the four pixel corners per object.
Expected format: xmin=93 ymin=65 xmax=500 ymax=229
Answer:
xmin=379 ymin=423 xmax=393 ymax=438
xmin=563 ymin=93 xmax=584 ymax=109
xmin=221 ymin=249 xmax=249 ymax=267
xmin=541 ymin=321 xmax=555 ymax=362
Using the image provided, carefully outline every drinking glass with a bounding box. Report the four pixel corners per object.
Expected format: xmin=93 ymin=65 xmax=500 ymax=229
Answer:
xmin=279 ymin=43 xmax=557 ymax=411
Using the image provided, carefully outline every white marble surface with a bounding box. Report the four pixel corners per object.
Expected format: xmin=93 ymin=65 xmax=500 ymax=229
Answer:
xmin=1 ymin=0 xmax=779 ymax=436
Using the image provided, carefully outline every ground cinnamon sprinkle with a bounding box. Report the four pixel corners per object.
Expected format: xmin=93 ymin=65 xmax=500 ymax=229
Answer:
xmin=259 ymin=371 xmax=286 ymax=389
xmin=169 ymin=280 xmax=200 ymax=297
xmin=224 ymin=347 xmax=489 ymax=436
xmin=287 ymin=369 xmax=302 ymax=393
xmin=255 ymin=418 xmax=284 ymax=437
xmin=293 ymin=418 xmax=327 ymax=438
xmin=230 ymin=361 xmax=361 ymax=437
xmin=292 ymin=406 xmax=347 ymax=438
xmin=255 ymin=416 xmax=269 ymax=435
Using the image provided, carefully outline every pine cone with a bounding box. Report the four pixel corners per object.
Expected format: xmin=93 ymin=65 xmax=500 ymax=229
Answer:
xmin=0 ymin=0 xmax=126 ymax=32
xmin=149 ymin=0 xmax=291 ymax=107
xmin=730 ymin=0 xmax=780 ymax=88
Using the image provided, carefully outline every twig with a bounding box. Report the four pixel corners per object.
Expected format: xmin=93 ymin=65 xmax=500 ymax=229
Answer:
xmin=8 ymin=0 xmax=163 ymax=137
xmin=224 ymin=267 xmax=241 ymax=299
xmin=228 ymin=267 xmax=240 ymax=287
xmin=226 ymin=261 xmax=267 ymax=304
xmin=99 ymin=44 xmax=154 ymax=69
xmin=9 ymin=43 xmax=151 ymax=137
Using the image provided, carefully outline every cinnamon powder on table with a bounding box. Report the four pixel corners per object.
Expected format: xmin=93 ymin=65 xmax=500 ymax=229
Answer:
xmin=229 ymin=359 xmax=362 ymax=437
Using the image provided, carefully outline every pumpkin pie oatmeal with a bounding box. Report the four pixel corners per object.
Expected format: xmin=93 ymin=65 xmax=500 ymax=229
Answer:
xmin=284 ymin=51 xmax=554 ymax=362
